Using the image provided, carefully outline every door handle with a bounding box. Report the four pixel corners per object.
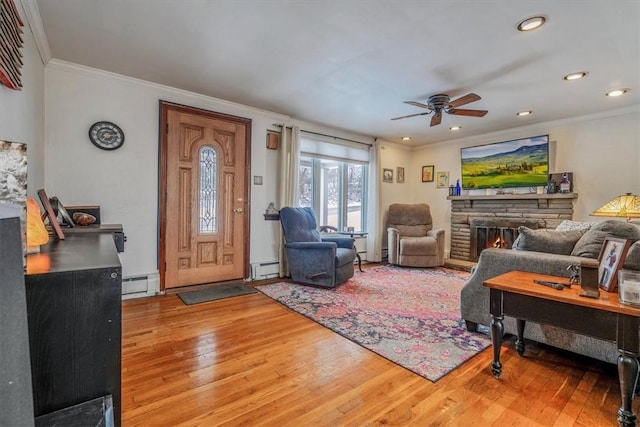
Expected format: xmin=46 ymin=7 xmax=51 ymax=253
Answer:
xmin=233 ymin=208 xmax=244 ymax=213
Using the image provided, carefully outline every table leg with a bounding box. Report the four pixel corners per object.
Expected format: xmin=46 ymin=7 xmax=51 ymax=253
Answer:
xmin=355 ymin=253 xmax=363 ymax=272
xmin=490 ymin=314 xmax=504 ymax=378
xmin=617 ymin=350 xmax=639 ymax=427
xmin=516 ymin=319 xmax=526 ymax=356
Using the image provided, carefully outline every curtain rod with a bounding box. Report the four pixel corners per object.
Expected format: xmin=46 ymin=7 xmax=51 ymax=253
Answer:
xmin=273 ymin=124 xmax=372 ymax=147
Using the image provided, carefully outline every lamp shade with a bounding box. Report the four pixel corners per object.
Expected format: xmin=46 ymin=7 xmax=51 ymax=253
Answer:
xmin=26 ymin=197 xmax=49 ymax=247
xmin=591 ymin=193 xmax=640 ymax=221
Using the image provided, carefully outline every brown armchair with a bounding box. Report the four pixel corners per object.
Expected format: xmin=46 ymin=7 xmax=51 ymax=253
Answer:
xmin=387 ymin=203 xmax=445 ymax=267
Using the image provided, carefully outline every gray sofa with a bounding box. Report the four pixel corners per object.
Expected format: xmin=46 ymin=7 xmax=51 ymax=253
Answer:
xmin=460 ymin=219 xmax=640 ymax=364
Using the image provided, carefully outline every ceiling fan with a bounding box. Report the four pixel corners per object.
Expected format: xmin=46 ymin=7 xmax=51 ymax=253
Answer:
xmin=391 ymin=93 xmax=488 ymax=127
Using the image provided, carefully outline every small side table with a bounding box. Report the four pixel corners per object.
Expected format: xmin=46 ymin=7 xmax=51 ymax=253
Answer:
xmin=335 ymin=231 xmax=368 ymax=272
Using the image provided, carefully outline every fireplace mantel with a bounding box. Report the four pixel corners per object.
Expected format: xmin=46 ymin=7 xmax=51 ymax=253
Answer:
xmin=447 ymin=193 xmax=578 ymax=201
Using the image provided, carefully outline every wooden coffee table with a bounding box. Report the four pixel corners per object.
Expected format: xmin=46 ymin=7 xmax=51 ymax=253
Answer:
xmin=484 ymin=270 xmax=640 ymax=427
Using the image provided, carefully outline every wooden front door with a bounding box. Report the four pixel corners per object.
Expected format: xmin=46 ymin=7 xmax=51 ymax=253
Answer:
xmin=159 ymin=102 xmax=251 ymax=290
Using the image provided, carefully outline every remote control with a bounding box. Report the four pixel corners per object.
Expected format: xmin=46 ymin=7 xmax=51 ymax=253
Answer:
xmin=533 ymin=279 xmax=564 ymax=290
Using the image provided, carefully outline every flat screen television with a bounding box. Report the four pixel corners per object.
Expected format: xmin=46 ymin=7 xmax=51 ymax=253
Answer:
xmin=461 ymin=134 xmax=549 ymax=189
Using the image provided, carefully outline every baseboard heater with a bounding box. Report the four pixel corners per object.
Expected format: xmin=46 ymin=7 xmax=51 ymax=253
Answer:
xmin=250 ymin=261 xmax=280 ymax=280
xmin=122 ymin=273 xmax=159 ymax=299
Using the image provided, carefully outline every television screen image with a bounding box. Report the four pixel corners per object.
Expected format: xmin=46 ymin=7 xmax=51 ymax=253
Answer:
xmin=461 ymin=135 xmax=549 ymax=189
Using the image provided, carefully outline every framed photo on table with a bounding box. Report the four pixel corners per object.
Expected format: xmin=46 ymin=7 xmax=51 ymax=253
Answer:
xmin=597 ymin=237 xmax=630 ymax=292
xmin=422 ymin=165 xmax=434 ymax=182
xmin=37 ymin=189 xmax=65 ymax=240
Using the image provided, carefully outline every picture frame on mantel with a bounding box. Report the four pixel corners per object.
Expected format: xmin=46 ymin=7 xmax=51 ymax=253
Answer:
xmin=422 ymin=165 xmax=434 ymax=182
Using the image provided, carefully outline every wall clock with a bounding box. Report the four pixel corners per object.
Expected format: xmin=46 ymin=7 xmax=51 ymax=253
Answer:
xmin=89 ymin=121 xmax=125 ymax=150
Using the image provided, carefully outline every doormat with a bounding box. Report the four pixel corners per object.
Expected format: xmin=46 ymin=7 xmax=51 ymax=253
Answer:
xmin=177 ymin=283 xmax=257 ymax=305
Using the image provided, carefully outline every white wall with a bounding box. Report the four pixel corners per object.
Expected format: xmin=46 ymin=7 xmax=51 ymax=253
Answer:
xmin=44 ymin=60 xmax=293 ymax=279
xmin=0 ymin=0 xmax=45 ymax=197
xmin=409 ymin=108 xmax=640 ymax=254
xmin=43 ymin=61 xmax=383 ymax=280
xmin=377 ymin=140 xmax=412 ymax=248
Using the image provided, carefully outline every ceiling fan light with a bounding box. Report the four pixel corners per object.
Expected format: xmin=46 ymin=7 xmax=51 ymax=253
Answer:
xmin=402 ymin=136 xmax=411 ymax=141
xmin=564 ymin=72 xmax=588 ymax=81
xmin=606 ymin=89 xmax=628 ymax=97
xmin=517 ymin=110 xmax=532 ymax=116
xmin=517 ymin=16 xmax=546 ymax=32
xmin=449 ymin=126 xmax=461 ymax=131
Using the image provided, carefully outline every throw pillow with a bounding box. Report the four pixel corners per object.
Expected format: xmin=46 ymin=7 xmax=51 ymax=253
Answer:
xmin=512 ymin=227 xmax=585 ymax=255
xmin=555 ymin=219 xmax=596 ymax=232
xmin=623 ymin=242 xmax=640 ymax=270
xmin=571 ymin=220 xmax=640 ymax=259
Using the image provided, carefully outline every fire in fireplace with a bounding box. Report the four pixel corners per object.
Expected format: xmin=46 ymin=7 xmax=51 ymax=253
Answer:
xmin=470 ymin=218 xmax=540 ymax=261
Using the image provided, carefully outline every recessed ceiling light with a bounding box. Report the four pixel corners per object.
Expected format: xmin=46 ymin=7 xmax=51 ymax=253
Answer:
xmin=606 ymin=89 xmax=629 ymax=97
xmin=564 ymin=72 xmax=588 ymax=81
xmin=517 ymin=16 xmax=546 ymax=32
xmin=449 ymin=126 xmax=461 ymax=131
xmin=517 ymin=111 xmax=532 ymax=116
xmin=402 ymin=136 xmax=411 ymax=141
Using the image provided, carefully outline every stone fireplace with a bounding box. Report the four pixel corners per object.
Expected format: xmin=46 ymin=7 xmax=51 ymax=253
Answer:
xmin=448 ymin=193 xmax=577 ymax=262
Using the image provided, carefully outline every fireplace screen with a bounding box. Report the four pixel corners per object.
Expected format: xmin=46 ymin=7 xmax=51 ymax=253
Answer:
xmin=470 ymin=220 xmax=538 ymax=261
xmin=475 ymin=226 xmax=518 ymax=251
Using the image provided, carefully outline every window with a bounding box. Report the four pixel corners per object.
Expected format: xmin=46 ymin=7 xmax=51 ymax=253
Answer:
xmin=297 ymin=135 xmax=369 ymax=232
xmin=199 ymin=146 xmax=217 ymax=233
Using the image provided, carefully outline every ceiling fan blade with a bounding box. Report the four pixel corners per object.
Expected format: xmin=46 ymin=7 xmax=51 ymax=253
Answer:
xmin=448 ymin=108 xmax=488 ymax=117
xmin=430 ymin=112 xmax=442 ymax=127
xmin=404 ymin=101 xmax=431 ymax=110
xmin=391 ymin=112 xmax=430 ymax=121
xmin=448 ymin=93 xmax=481 ymax=108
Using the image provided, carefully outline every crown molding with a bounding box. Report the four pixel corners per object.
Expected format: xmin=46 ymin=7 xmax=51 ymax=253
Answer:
xmin=46 ymin=59 xmax=292 ymax=121
xmin=413 ymin=104 xmax=640 ymax=152
xmin=17 ymin=0 xmax=52 ymax=65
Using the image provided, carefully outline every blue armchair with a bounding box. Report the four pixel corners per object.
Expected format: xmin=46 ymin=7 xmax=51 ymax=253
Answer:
xmin=280 ymin=207 xmax=356 ymax=288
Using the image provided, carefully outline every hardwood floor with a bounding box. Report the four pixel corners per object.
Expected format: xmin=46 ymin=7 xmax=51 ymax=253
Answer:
xmin=122 ymin=279 xmax=634 ymax=426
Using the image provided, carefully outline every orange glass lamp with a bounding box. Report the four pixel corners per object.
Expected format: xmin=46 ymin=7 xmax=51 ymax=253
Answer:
xmin=26 ymin=197 xmax=49 ymax=253
xmin=591 ymin=193 xmax=640 ymax=222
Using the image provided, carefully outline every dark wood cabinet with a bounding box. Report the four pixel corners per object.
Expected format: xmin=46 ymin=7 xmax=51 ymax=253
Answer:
xmin=25 ymin=234 xmax=122 ymax=426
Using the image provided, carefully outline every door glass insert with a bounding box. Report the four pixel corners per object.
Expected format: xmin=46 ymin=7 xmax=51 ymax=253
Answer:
xmin=199 ymin=146 xmax=217 ymax=233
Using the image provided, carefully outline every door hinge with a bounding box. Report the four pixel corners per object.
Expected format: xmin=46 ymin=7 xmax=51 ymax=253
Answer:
xmin=166 ymin=123 xmax=169 ymax=134
xmin=164 ymin=262 xmax=167 ymax=272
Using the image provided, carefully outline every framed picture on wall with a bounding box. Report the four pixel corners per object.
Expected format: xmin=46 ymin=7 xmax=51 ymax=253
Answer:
xmin=422 ymin=165 xmax=434 ymax=182
xmin=436 ymin=171 xmax=450 ymax=188
xmin=397 ymin=167 xmax=405 ymax=183
xmin=383 ymin=168 xmax=393 ymax=183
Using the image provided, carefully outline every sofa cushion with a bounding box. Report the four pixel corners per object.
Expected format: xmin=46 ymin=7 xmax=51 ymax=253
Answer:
xmin=571 ymin=220 xmax=640 ymax=259
xmin=555 ymin=219 xmax=596 ymax=232
xmin=388 ymin=203 xmax=433 ymax=230
xmin=279 ymin=207 xmax=322 ymax=243
xmin=623 ymin=242 xmax=640 ymax=270
xmin=512 ymin=227 xmax=585 ymax=255
xmin=399 ymin=236 xmax=437 ymax=256
xmin=394 ymin=224 xmax=428 ymax=237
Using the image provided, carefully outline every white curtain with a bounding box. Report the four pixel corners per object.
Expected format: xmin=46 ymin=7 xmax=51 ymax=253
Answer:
xmin=277 ymin=125 xmax=300 ymax=277
xmin=366 ymin=140 xmax=383 ymax=262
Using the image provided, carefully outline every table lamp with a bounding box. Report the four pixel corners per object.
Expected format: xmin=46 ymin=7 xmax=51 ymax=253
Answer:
xmin=591 ymin=193 xmax=640 ymax=222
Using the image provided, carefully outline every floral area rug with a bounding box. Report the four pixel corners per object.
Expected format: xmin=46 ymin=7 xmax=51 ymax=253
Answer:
xmin=256 ymin=265 xmax=491 ymax=382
